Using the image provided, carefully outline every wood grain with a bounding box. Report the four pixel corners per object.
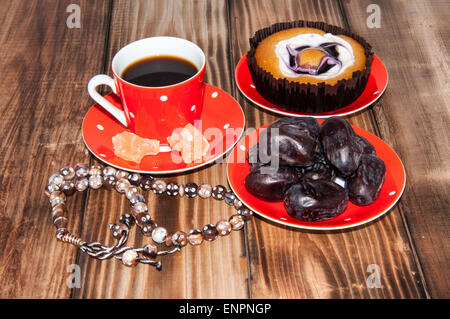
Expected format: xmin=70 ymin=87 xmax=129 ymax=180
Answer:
xmin=0 ymin=0 xmax=111 ymax=298
xmin=341 ymin=0 xmax=450 ymax=298
xmin=228 ymin=0 xmax=426 ymax=298
xmin=0 ymin=0 xmax=447 ymax=299
xmin=72 ymin=0 xmax=249 ymax=299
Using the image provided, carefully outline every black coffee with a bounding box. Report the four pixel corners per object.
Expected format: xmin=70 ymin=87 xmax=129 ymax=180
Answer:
xmin=122 ymin=55 xmax=198 ymax=87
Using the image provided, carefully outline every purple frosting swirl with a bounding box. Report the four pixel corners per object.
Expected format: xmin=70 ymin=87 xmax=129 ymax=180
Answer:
xmin=285 ymin=43 xmax=343 ymax=76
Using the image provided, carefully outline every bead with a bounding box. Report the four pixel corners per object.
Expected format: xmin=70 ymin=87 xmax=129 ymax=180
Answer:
xmin=60 ymin=167 xmax=75 ymax=180
xmin=60 ymin=180 xmax=75 ymax=196
xmin=122 ymin=249 xmax=138 ymax=267
xmin=165 ymin=183 xmax=180 ymax=196
xmin=115 ymin=170 xmax=130 ymax=180
xmin=233 ymin=198 xmax=243 ymax=210
xmin=202 ymin=224 xmax=218 ymax=241
xmin=197 ymin=184 xmax=212 ymax=199
xmin=74 ymin=177 xmax=89 ymax=192
xmin=102 ymin=175 xmax=117 ymax=190
xmin=212 ymin=185 xmax=226 ymax=200
xmin=75 ymin=163 xmax=89 ymax=177
xmin=224 ymin=191 xmax=236 ymax=206
xmin=139 ymin=175 xmax=154 ymax=191
xmin=178 ymin=184 xmax=185 ymax=197
xmin=102 ymin=166 xmax=117 ymax=177
xmin=49 ymin=191 xmax=66 ymax=206
xmin=51 ymin=202 xmax=65 ymax=211
xmin=88 ymin=165 xmax=102 ymax=176
xmin=184 ymin=183 xmax=198 ymax=198
xmin=140 ymin=220 xmax=157 ymax=236
xmin=171 ymin=231 xmax=188 ymax=247
xmin=45 ymin=183 xmax=60 ymax=197
xmin=51 ymin=204 xmax=67 ymax=221
xmin=54 ymin=216 xmax=68 ymax=230
xmin=125 ymin=185 xmax=140 ymax=200
xmin=229 ymin=214 xmax=245 ymax=231
xmin=115 ymin=178 xmax=131 ymax=193
xmin=143 ymin=244 xmax=158 ymax=259
xmin=129 ymin=193 xmax=145 ymax=205
xmin=152 ymin=180 xmax=167 ymax=194
xmin=216 ymin=220 xmax=232 ymax=236
xmin=110 ymin=223 xmax=128 ymax=239
xmin=128 ymin=173 xmax=142 ymax=186
xmin=132 ymin=202 xmax=148 ymax=214
xmin=238 ymin=207 xmax=253 ymax=221
xmin=152 ymin=227 xmax=168 ymax=244
xmin=119 ymin=213 xmax=135 ymax=228
xmin=88 ymin=174 xmax=103 ymax=189
xmin=134 ymin=212 xmax=152 ymax=227
xmin=50 ymin=198 xmax=65 ymax=207
xmin=48 ymin=173 xmax=64 ymax=186
xmin=187 ymin=229 xmax=203 ymax=246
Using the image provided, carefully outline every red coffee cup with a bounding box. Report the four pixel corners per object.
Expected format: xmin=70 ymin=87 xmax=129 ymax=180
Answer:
xmin=88 ymin=37 xmax=206 ymax=141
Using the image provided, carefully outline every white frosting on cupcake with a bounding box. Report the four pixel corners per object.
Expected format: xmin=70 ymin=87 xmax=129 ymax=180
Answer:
xmin=275 ymin=33 xmax=355 ymax=79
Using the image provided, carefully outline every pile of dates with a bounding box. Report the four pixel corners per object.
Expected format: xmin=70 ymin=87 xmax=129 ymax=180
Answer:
xmin=245 ymin=117 xmax=386 ymax=222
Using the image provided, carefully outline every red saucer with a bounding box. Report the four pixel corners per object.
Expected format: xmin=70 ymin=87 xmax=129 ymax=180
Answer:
xmin=227 ymin=120 xmax=406 ymax=230
xmin=235 ymin=54 xmax=388 ymax=118
xmin=83 ymin=84 xmax=245 ymax=174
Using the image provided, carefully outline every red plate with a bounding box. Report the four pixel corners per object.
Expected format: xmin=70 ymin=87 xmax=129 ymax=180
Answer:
xmin=235 ymin=54 xmax=388 ymax=118
xmin=227 ymin=121 xmax=406 ymax=230
xmin=83 ymin=84 xmax=245 ymax=174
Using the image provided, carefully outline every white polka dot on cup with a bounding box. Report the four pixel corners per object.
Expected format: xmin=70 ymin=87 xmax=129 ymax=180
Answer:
xmin=160 ymin=95 xmax=168 ymax=102
xmin=191 ymin=105 xmax=196 ymax=111
xmin=211 ymin=91 xmax=218 ymax=98
xmin=96 ymin=124 xmax=104 ymax=131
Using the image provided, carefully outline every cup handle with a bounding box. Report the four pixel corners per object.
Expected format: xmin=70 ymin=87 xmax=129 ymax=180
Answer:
xmin=87 ymin=74 xmax=128 ymax=127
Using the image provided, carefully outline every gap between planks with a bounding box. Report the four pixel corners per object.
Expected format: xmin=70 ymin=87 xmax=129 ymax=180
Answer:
xmin=225 ymin=0 xmax=253 ymax=299
xmin=70 ymin=0 xmax=114 ymax=299
xmin=337 ymin=0 xmax=430 ymax=299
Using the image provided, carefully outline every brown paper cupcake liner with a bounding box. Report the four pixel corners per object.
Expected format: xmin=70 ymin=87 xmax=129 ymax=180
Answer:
xmin=247 ymin=20 xmax=374 ymax=113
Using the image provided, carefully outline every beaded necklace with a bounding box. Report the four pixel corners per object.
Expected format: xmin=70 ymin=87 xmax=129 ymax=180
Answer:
xmin=45 ymin=164 xmax=253 ymax=270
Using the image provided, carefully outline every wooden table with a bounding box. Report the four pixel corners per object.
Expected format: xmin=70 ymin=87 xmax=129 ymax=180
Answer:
xmin=0 ymin=0 xmax=448 ymax=299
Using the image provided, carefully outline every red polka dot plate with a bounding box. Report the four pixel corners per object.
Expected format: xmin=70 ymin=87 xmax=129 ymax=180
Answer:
xmin=227 ymin=120 xmax=406 ymax=230
xmin=82 ymin=84 xmax=245 ymax=174
xmin=235 ymin=54 xmax=388 ymax=118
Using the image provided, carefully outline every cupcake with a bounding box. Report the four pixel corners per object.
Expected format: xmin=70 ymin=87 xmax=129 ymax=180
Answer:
xmin=247 ymin=21 xmax=374 ymax=113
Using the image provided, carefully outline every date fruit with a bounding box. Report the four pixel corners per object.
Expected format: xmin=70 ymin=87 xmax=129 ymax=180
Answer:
xmin=348 ymin=154 xmax=386 ymax=205
xmin=257 ymin=117 xmax=322 ymax=167
xmin=244 ymin=116 xmax=387 ymax=222
xmin=301 ymin=162 xmax=334 ymax=182
xmin=245 ymin=166 xmax=301 ymax=202
xmin=247 ymin=144 xmax=267 ymax=171
xmin=320 ymin=117 xmax=361 ymax=176
xmin=284 ymin=180 xmax=348 ymax=221
xmin=353 ymin=134 xmax=376 ymax=155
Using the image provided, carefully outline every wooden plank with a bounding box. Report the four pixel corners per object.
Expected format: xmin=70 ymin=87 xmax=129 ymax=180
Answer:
xmin=228 ymin=0 xmax=427 ymax=298
xmin=0 ymin=0 xmax=111 ymax=297
xmin=72 ymin=0 xmax=249 ymax=298
xmin=341 ymin=0 xmax=450 ymax=298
